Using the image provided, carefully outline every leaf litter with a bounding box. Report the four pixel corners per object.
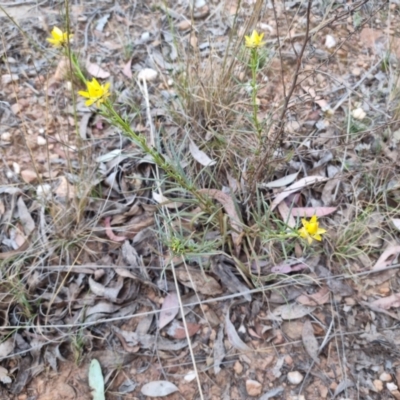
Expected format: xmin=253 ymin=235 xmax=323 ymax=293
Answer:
xmin=1 ymin=1 xmax=400 ymax=399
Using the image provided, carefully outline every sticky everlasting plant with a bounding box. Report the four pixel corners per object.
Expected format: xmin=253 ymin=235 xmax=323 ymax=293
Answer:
xmin=298 ymin=215 xmax=327 ymax=244
xmin=45 ymin=27 xmax=213 ymax=211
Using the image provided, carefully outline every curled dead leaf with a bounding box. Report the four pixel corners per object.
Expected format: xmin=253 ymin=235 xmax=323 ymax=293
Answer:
xmin=104 ymin=217 xmax=127 ymax=242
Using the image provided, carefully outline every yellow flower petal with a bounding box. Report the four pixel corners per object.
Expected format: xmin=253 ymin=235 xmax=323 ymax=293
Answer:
xmin=78 ymin=78 xmax=110 ymax=108
xmin=78 ymin=90 xmax=90 ymax=98
xmin=245 ymin=30 xmax=266 ymax=48
xmin=85 ymin=98 xmax=96 ymax=107
xmin=47 ymin=27 xmax=73 ymax=47
xmin=298 ymin=215 xmax=326 ymax=244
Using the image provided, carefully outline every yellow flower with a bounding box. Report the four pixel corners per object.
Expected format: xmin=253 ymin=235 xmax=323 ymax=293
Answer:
xmin=47 ymin=27 xmax=73 ymax=48
xmin=298 ymin=215 xmax=327 ymax=244
xmin=78 ymin=78 xmax=110 ymax=107
xmin=245 ymin=30 xmax=266 ymax=48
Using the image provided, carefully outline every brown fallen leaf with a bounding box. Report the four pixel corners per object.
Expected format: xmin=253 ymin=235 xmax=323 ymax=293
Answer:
xmin=166 ymin=320 xmax=200 ymax=339
xmin=278 ymin=201 xmax=296 ymax=228
xmin=302 ymin=320 xmax=320 ymax=364
xmin=270 ymin=176 xmax=327 ymax=211
xmin=369 ymin=293 xmax=400 ymax=310
xmin=159 ymin=292 xmax=179 ymax=329
xmin=289 ymin=207 xmax=337 ymax=218
xmin=225 ymin=302 xmax=252 ymax=352
xmin=189 ymin=139 xmax=216 ymax=166
xmin=372 ymin=245 xmax=400 ymax=271
xmin=104 ymin=217 xmax=127 ymax=242
xmin=271 ymin=263 xmax=307 ymax=274
xmin=122 ymin=57 xmax=133 ymax=79
xmin=213 ymin=325 xmax=225 ymax=374
xmin=296 ymin=286 xmax=330 ymax=306
xmin=86 ymin=61 xmax=110 ymax=79
xmin=175 ymin=268 xmax=222 ymax=296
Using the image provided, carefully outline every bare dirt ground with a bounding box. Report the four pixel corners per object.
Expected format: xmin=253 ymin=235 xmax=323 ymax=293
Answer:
xmin=1 ymin=0 xmax=400 ymax=399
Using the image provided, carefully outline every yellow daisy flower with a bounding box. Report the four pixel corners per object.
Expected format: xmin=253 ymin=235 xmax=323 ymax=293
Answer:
xmin=47 ymin=27 xmax=73 ymax=48
xmin=78 ymin=78 xmax=110 ymax=107
xmin=245 ymin=30 xmax=266 ymax=49
xmin=298 ymin=215 xmax=327 ymax=244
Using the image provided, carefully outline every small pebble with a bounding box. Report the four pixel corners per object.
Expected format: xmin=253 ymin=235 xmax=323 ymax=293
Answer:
xmin=1 ymin=132 xmax=11 ymax=141
xmin=184 ymin=370 xmax=197 ymax=382
xmin=387 ymin=382 xmax=398 ymax=391
xmin=246 ymin=379 xmax=262 ymax=396
xmin=288 ymin=371 xmax=304 ymax=385
xmin=325 ymin=34 xmax=336 ymax=49
xmin=37 ymin=136 xmax=47 ymax=146
xmin=380 ymin=372 xmax=392 ymax=382
xmin=36 ymin=184 xmax=52 ymax=200
xmin=352 ymin=67 xmax=362 ymax=77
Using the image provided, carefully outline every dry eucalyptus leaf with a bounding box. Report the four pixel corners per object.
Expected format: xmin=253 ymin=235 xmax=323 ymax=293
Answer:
xmin=152 ymin=191 xmax=182 ymax=208
xmin=275 ymin=303 xmax=316 ymax=320
xmin=369 ymin=293 xmax=400 ymax=310
xmin=333 ymin=379 xmax=354 ymax=397
xmin=141 ymin=381 xmax=179 ymax=397
xmin=372 ymin=245 xmax=400 ymax=271
xmin=104 ymin=217 xmax=127 ymax=242
xmin=0 ymin=366 xmax=11 ymax=384
xmin=159 ymin=292 xmax=179 ymax=329
xmin=225 ymin=303 xmax=252 ymax=352
xmin=213 ymin=325 xmax=225 ymax=375
xmin=88 ymin=276 xmax=123 ymax=303
xmin=175 ymin=268 xmax=222 ymax=295
xmin=17 ymin=197 xmax=35 ymax=235
xmin=79 ymin=113 xmax=92 ymax=139
xmin=260 ymin=172 xmax=299 ymax=188
xmin=391 ymin=218 xmax=400 ymax=231
xmin=122 ymin=57 xmax=133 ymax=79
xmin=211 ymin=258 xmax=251 ymax=301
xmin=86 ymin=61 xmax=110 ymax=79
xmin=302 ymin=321 xmax=320 ymax=364
xmin=289 ymin=207 xmax=337 ymax=218
xmin=166 ymin=320 xmax=200 ymax=339
xmin=189 ymin=139 xmax=216 ymax=166
xmin=271 ymin=176 xmax=327 ymax=211
xmin=0 ymin=338 xmax=14 ymax=358
xmin=296 ymin=286 xmax=330 ymax=306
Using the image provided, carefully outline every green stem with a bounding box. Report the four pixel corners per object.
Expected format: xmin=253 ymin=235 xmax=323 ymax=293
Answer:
xmin=102 ymin=103 xmax=212 ymax=210
xmin=250 ymin=48 xmax=262 ymax=143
